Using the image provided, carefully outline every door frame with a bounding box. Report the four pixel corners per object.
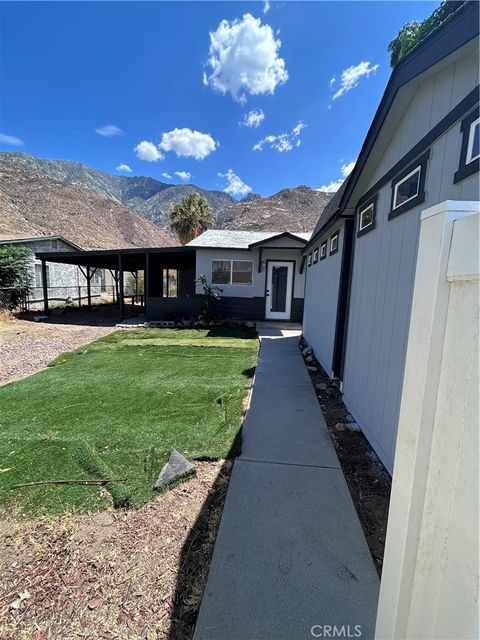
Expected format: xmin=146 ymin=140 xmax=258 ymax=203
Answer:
xmin=264 ymin=259 xmax=296 ymax=321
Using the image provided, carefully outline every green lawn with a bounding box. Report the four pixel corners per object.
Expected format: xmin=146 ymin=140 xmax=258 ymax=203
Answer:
xmin=0 ymin=327 xmax=258 ymax=516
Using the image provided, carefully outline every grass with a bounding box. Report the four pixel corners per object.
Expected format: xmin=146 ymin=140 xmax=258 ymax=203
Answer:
xmin=0 ymin=326 xmax=258 ymax=516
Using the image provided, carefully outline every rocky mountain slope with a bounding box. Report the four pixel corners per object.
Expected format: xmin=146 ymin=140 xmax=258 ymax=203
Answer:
xmin=217 ymin=185 xmax=332 ymax=232
xmin=0 ymin=159 xmax=174 ymax=249
xmin=0 ymin=152 xmax=334 ymax=241
xmin=1 ymin=153 xmax=235 ymax=229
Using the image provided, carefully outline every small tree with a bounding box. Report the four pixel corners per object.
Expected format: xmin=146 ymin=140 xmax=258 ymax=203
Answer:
xmin=170 ymin=193 xmax=213 ymax=245
xmin=388 ymin=1 xmax=464 ymax=67
xmin=196 ymin=273 xmax=222 ymax=323
xmin=0 ymin=244 xmax=32 ymax=309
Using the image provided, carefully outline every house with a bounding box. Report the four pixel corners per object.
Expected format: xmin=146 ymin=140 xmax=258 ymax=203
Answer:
xmin=37 ymin=229 xmax=311 ymax=322
xmin=0 ymin=234 xmax=106 ymax=307
xmin=302 ymin=0 xmax=479 ymax=473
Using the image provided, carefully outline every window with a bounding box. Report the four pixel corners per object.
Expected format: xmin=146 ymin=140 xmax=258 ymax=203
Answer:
xmin=454 ymin=110 xmax=480 ymax=184
xmin=330 ymin=232 xmax=339 ymax=255
xmin=320 ymin=241 xmax=327 ymax=260
xmin=162 ymin=269 xmax=178 ymax=297
xmin=357 ymin=194 xmax=378 ymax=237
xmin=389 ymin=150 xmax=429 ymax=219
xmin=211 ymin=260 xmax=253 ymax=286
xmin=313 ymin=247 xmax=319 ymax=263
xmin=307 ymin=253 xmax=312 ymax=267
xmin=34 ymin=263 xmax=50 ymax=288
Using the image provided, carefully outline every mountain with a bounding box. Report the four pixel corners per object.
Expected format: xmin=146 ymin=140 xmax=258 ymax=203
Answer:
xmin=0 ymin=153 xmax=235 ymax=229
xmin=0 ymin=152 xmax=334 ymax=240
xmin=217 ymin=185 xmax=333 ymax=232
xmin=0 ymin=158 xmax=175 ymax=249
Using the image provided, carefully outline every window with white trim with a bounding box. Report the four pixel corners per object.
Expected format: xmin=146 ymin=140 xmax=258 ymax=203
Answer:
xmin=392 ymin=166 xmax=421 ymax=210
xmin=307 ymin=253 xmax=312 ymax=267
xmin=359 ymin=204 xmax=374 ymax=231
xmin=211 ymin=260 xmax=253 ymax=286
xmin=320 ymin=241 xmax=327 ymax=260
xmin=466 ymin=117 xmax=479 ymax=164
xmin=330 ymin=232 xmax=339 ymax=255
xmin=313 ymin=247 xmax=319 ymax=263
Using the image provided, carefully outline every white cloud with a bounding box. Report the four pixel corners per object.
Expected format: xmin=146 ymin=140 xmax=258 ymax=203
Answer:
xmin=159 ymin=128 xmax=216 ymax=160
xmin=204 ymin=13 xmax=288 ymax=103
xmin=331 ymin=61 xmax=379 ymax=100
xmin=162 ymin=172 xmax=172 ymax=180
xmin=116 ymin=163 xmax=132 ymax=173
xmin=218 ymin=169 xmax=252 ymax=197
xmin=0 ymin=133 xmax=24 ymax=146
xmin=174 ymin=171 xmax=192 ymax=182
xmin=253 ymin=120 xmax=305 ymax=153
xmin=134 ymin=140 xmax=163 ymax=162
xmin=240 ymin=109 xmax=265 ymax=128
xmin=263 ymin=1 xmax=270 ymax=14
xmin=318 ymin=159 xmax=356 ymax=192
xmin=95 ymin=124 xmax=123 ymax=137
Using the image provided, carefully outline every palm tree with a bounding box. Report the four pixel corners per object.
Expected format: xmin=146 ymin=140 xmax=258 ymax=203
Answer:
xmin=169 ymin=193 xmax=214 ymax=245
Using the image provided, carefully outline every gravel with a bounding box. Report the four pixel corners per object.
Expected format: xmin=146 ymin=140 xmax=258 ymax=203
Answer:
xmin=0 ymin=311 xmax=118 ymax=386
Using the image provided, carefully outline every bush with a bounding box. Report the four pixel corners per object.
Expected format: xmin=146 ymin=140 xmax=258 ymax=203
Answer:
xmin=0 ymin=244 xmax=32 ymax=309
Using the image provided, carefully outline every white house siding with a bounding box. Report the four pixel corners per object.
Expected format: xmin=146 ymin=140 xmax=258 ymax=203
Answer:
xmin=195 ymin=247 xmax=305 ymax=300
xmin=342 ymin=48 xmax=479 ymax=473
xmin=302 ymin=223 xmax=344 ymax=375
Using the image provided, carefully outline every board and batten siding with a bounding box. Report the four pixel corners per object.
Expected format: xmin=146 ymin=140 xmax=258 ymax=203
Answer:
xmin=302 ymin=223 xmax=344 ymax=375
xmin=342 ymin=49 xmax=479 ymax=473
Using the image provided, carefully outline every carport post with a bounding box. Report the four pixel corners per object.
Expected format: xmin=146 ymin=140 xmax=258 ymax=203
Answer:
xmin=41 ymin=258 xmax=49 ymax=315
xmin=86 ymin=266 xmax=92 ymax=311
xmin=118 ymin=254 xmax=124 ymax=320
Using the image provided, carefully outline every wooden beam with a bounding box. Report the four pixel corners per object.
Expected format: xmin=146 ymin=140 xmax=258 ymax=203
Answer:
xmin=41 ymin=258 xmax=49 ymax=315
xmin=118 ymin=255 xmax=124 ymax=320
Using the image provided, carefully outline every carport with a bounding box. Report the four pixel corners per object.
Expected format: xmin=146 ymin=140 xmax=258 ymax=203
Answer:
xmin=37 ymin=246 xmax=197 ymax=320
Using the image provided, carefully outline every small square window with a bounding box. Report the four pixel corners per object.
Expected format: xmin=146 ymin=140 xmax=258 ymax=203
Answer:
xmin=389 ymin=150 xmax=429 ymax=219
xmin=320 ymin=241 xmax=327 ymax=260
xmin=357 ymin=194 xmax=378 ymax=237
xmin=212 ymin=260 xmax=231 ymax=285
xmin=307 ymin=253 xmax=312 ymax=267
xmin=232 ymin=260 xmax=253 ymax=285
xmin=330 ymin=232 xmax=339 ymax=255
xmin=313 ymin=248 xmax=319 ymax=263
xmin=454 ymin=110 xmax=480 ymax=184
xmin=393 ymin=167 xmax=421 ymax=210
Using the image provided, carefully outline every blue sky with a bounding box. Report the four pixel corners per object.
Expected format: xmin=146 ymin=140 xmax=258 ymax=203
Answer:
xmin=0 ymin=1 xmax=438 ymax=197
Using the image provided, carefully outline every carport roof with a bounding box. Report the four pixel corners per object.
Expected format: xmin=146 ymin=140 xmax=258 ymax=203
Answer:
xmin=37 ymin=246 xmax=194 ymax=271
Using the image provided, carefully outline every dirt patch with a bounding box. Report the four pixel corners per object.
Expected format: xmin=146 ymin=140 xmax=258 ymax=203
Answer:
xmin=0 ymin=308 xmax=118 ymax=386
xmin=0 ymin=460 xmax=231 ymax=639
xmin=299 ymin=338 xmax=391 ymax=576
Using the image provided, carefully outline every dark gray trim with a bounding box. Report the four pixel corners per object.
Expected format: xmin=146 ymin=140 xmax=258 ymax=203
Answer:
xmin=320 ymin=240 xmax=327 ymax=261
xmin=357 ymin=90 xmax=478 ymax=208
xmin=305 ymin=0 xmax=479 ymax=249
xmin=265 ymin=259 xmax=296 ymax=321
xmin=357 ymin=193 xmax=378 ymax=238
xmin=454 ymin=105 xmax=480 ymax=183
xmin=248 ymin=232 xmax=308 ymax=248
xmin=299 ymin=255 xmax=306 ymax=274
xmin=329 ymin=231 xmax=339 ymax=256
xmin=332 ymin=219 xmax=354 ymax=378
xmin=388 ymin=150 xmax=430 ymax=219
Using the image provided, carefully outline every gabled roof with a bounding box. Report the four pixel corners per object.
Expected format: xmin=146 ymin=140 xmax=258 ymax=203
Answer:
xmin=0 ymin=234 xmax=83 ymax=250
xmin=306 ymin=0 xmax=479 ymax=249
xmin=187 ymin=229 xmax=311 ymax=250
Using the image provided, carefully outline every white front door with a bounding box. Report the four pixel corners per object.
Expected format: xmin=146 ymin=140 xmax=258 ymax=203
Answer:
xmin=265 ymin=261 xmax=294 ymax=320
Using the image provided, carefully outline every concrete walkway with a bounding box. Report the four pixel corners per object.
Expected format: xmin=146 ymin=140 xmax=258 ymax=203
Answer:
xmin=194 ymin=323 xmax=379 ymax=640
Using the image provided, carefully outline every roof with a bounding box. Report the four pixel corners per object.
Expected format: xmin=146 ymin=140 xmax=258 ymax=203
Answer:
xmin=187 ymin=229 xmax=311 ymax=250
xmin=0 ymin=234 xmax=83 ymax=250
xmin=306 ymin=0 xmax=479 ymax=249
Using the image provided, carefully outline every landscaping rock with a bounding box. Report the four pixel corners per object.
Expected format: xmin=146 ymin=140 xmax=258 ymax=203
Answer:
xmin=335 ymin=423 xmax=347 ymax=431
xmin=345 ymin=413 xmax=356 ymax=423
xmin=33 ymin=315 xmax=49 ymax=322
xmin=346 ymin=422 xmax=361 ymax=432
xmin=306 ymin=365 xmax=318 ymax=372
xmin=305 ymin=355 xmax=314 ymax=363
xmin=302 ymin=347 xmax=312 ymax=357
xmin=316 ymin=382 xmax=328 ymax=391
xmin=154 ymin=450 xmax=195 ymax=491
